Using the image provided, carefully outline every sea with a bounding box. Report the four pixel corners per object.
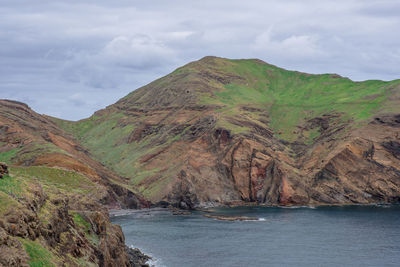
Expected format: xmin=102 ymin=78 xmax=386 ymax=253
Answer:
xmin=111 ymin=205 xmax=400 ymax=267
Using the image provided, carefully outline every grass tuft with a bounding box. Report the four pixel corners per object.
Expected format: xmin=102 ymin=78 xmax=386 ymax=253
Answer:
xmin=22 ymin=239 xmax=56 ymax=267
xmin=0 ymin=148 xmax=21 ymax=163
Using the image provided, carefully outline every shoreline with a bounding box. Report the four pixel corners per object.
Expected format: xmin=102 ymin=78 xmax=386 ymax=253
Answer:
xmin=109 ymin=207 xmax=169 ymax=217
xmin=109 ymin=203 xmax=399 ymax=222
xmin=212 ymin=201 xmax=400 ymax=208
xmin=109 ymin=202 xmax=399 ymax=217
xmin=195 ymin=202 xmax=400 ymax=212
xmin=127 ymin=245 xmax=164 ymax=267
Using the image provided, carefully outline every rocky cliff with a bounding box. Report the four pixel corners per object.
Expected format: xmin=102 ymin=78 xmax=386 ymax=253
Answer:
xmin=53 ymin=56 xmax=400 ymax=208
xmin=0 ymin=100 xmax=149 ymax=266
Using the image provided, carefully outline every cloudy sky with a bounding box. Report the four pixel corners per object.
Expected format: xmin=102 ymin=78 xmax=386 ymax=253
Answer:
xmin=1 ymin=0 xmax=399 ymax=120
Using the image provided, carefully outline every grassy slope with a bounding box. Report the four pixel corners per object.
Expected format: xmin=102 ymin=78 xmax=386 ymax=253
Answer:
xmin=119 ymin=57 xmax=400 ymax=140
xmin=198 ymin=59 xmax=400 ymax=141
xmin=54 ymin=57 xmax=400 ymax=197
xmin=0 ymin=141 xmax=71 ymax=169
xmin=53 ymin=113 xmax=177 ymax=199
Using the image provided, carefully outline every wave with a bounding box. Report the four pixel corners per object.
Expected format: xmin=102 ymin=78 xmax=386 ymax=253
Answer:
xmin=279 ymin=205 xmax=316 ymax=209
xmin=129 ymin=245 xmax=165 ymax=267
xmin=372 ymin=203 xmax=393 ymax=208
xmin=147 ymin=257 xmax=165 ymax=267
xmin=243 ymin=217 xmax=267 ymax=222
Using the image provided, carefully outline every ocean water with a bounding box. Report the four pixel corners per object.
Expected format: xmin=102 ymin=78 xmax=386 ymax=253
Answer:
xmin=112 ymin=205 xmax=400 ymax=267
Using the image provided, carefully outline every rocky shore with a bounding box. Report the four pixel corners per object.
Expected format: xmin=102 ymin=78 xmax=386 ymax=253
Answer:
xmin=203 ymin=214 xmax=259 ymax=221
xmin=126 ymin=247 xmax=151 ymax=267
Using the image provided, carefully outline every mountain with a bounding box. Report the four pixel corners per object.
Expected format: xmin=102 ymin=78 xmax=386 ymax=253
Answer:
xmin=53 ymin=56 xmax=400 ymax=208
xmin=0 ymin=100 xmax=149 ymax=266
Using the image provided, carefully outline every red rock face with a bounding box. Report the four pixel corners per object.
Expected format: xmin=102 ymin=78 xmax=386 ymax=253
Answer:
xmin=151 ymin=112 xmax=400 ymax=208
xmin=250 ymin=153 xmax=271 ymax=202
xmin=89 ymin=103 xmax=398 ymax=209
xmin=153 ymin=123 xmax=312 ymax=208
xmin=230 ymin=140 xmax=253 ymax=201
xmin=309 ymin=136 xmax=400 ymax=204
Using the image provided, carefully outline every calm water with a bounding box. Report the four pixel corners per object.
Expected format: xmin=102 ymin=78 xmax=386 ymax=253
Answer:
xmin=112 ymin=205 xmax=400 ymax=267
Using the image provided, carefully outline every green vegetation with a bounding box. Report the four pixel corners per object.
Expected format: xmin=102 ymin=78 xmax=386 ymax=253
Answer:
xmin=0 ymin=173 xmax=22 ymax=197
xmin=73 ymin=213 xmax=91 ymax=230
xmin=141 ymin=174 xmax=173 ymax=199
xmin=11 ymin=166 xmax=97 ymax=195
xmin=130 ymin=168 xmax=160 ymax=185
xmin=304 ymin=127 xmax=321 ymax=145
xmin=55 ymin=111 xmax=175 ymax=195
xmin=17 ymin=142 xmax=67 ymax=163
xmin=52 ymin=114 xmax=102 ymax=139
xmin=0 ymin=172 xmax=25 ymax=215
xmin=0 ymin=166 xmax=103 ymax=265
xmin=75 ymin=116 xmax=141 ymax=176
xmin=22 ymin=239 xmax=56 ymax=267
xmin=72 ymin=213 xmax=99 ymax=245
xmin=0 ymin=142 xmax=69 ymax=166
xmin=0 ymin=148 xmax=21 ymax=163
xmin=199 ymin=58 xmax=400 ymax=141
xmin=0 ymin=190 xmax=20 ymax=214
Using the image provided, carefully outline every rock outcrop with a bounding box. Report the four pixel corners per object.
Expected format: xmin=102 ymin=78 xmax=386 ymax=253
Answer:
xmin=126 ymin=248 xmax=151 ymax=267
xmin=0 ymin=162 xmax=8 ymax=178
xmin=203 ymin=214 xmax=259 ymax=221
xmin=0 ymin=181 xmax=144 ymax=266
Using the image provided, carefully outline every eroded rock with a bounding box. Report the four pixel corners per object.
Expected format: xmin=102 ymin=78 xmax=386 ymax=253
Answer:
xmin=126 ymin=247 xmax=151 ymax=267
xmin=204 ymin=214 xmax=259 ymax=221
xmin=0 ymin=162 xmax=8 ymax=178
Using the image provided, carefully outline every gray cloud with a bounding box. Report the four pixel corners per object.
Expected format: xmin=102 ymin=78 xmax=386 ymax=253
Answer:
xmin=0 ymin=0 xmax=399 ymax=120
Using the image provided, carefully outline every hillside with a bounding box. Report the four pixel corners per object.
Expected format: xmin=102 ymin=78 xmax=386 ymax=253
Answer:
xmin=54 ymin=56 xmax=400 ymax=208
xmin=0 ymin=100 xmax=149 ymax=266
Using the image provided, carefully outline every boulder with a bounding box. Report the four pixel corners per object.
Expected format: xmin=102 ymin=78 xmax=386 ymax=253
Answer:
xmin=126 ymin=247 xmax=151 ymax=267
xmin=0 ymin=162 xmax=8 ymax=178
xmin=203 ymin=214 xmax=259 ymax=221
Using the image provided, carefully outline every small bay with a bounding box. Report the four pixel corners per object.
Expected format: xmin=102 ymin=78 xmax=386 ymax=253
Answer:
xmin=112 ymin=205 xmax=400 ymax=267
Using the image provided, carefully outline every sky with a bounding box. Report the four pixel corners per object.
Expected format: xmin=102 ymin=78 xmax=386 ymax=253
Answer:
xmin=0 ymin=0 xmax=399 ymax=120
